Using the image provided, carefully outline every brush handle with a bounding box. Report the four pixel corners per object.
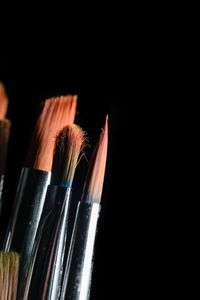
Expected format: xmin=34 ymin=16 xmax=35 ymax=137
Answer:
xmin=26 ymin=187 xmax=72 ymax=300
xmin=0 ymin=173 xmax=4 ymax=216
xmin=60 ymin=201 xmax=100 ymax=300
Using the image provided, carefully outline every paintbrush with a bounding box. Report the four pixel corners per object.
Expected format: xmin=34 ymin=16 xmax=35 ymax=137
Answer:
xmin=0 ymin=82 xmax=8 ymax=120
xmin=0 ymin=82 xmax=11 ymax=216
xmin=60 ymin=115 xmax=108 ymax=300
xmin=3 ymin=95 xmax=77 ymax=256
xmin=20 ymin=124 xmax=86 ymax=300
xmin=0 ymin=251 xmax=20 ymax=300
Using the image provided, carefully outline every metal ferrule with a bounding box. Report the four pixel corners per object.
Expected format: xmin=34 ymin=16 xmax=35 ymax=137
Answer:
xmin=17 ymin=184 xmax=59 ymax=300
xmin=46 ymin=187 xmax=72 ymax=300
xmin=0 ymin=173 xmax=4 ymax=216
xmin=2 ymin=167 xmax=51 ymax=252
xmin=25 ymin=187 xmax=72 ymax=300
xmin=3 ymin=168 xmax=51 ymax=252
xmin=60 ymin=201 xmax=101 ymax=300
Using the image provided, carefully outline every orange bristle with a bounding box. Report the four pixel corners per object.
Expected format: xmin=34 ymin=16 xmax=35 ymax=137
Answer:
xmin=83 ymin=115 xmax=108 ymax=203
xmin=0 ymin=251 xmax=20 ymax=300
xmin=0 ymin=82 xmax=8 ymax=120
xmin=0 ymin=119 xmax=11 ymax=173
xmin=25 ymin=95 xmax=77 ymax=172
xmin=52 ymin=124 xmax=87 ymax=187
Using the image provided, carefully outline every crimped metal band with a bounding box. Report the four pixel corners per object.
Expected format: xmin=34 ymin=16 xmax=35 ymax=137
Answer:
xmin=61 ymin=201 xmax=100 ymax=300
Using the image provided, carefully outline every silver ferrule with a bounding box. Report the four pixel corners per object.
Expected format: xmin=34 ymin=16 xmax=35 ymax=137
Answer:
xmin=3 ymin=168 xmax=51 ymax=252
xmin=61 ymin=201 xmax=100 ymax=300
xmin=25 ymin=187 xmax=72 ymax=300
xmin=18 ymin=184 xmax=59 ymax=300
xmin=46 ymin=187 xmax=72 ymax=300
xmin=0 ymin=173 xmax=4 ymax=216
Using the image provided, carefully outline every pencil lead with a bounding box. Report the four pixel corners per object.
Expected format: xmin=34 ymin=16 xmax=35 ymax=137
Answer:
xmin=25 ymin=95 xmax=77 ymax=172
xmin=82 ymin=115 xmax=108 ymax=203
xmin=52 ymin=124 xmax=87 ymax=188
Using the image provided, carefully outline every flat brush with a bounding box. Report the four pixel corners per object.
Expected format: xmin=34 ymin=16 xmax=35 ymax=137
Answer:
xmin=3 ymin=95 xmax=77 ymax=255
xmin=0 ymin=251 xmax=20 ymax=300
xmin=61 ymin=115 xmax=108 ymax=300
xmin=0 ymin=82 xmax=11 ymax=216
xmin=21 ymin=124 xmax=86 ymax=300
xmin=26 ymin=95 xmax=77 ymax=171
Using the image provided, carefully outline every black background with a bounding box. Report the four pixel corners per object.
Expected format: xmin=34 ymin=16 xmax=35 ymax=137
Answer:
xmin=0 ymin=54 xmax=126 ymax=299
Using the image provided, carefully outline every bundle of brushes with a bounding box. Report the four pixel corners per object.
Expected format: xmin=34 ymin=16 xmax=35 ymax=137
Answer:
xmin=0 ymin=84 xmax=108 ymax=300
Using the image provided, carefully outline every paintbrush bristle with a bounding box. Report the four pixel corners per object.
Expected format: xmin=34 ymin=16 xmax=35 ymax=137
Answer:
xmin=52 ymin=124 xmax=87 ymax=187
xmin=26 ymin=95 xmax=77 ymax=172
xmin=83 ymin=115 xmax=108 ymax=203
xmin=0 ymin=119 xmax=11 ymax=173
xmin=0 ymin=251 xmax=20 ymax=300
xmin=0 ymin=82 xmax=9 ymax=119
